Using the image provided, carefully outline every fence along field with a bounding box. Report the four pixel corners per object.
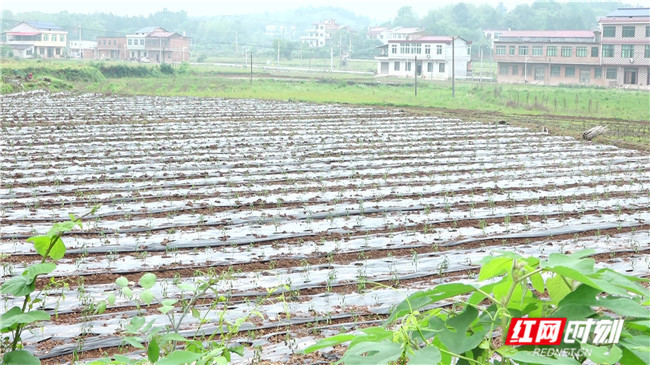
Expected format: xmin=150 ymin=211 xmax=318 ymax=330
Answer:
xmin=1 ymin=92 xmax=649 ymax=363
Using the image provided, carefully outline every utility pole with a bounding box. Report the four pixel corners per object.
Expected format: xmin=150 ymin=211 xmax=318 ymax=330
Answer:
xmin=414 ymin=55 xmax=418 ymax=96
xmin=235 ymin=32 xmax=238 ymax=56
xmin=339 ymin=31 xmax=342 ymax=67
xmin=452 ymin=36 xmax=456 ymax=98
xmin=250 ymin=53 xmax=253 ymax=85
xmin=277 ymin=41 xmax=280 ymax=70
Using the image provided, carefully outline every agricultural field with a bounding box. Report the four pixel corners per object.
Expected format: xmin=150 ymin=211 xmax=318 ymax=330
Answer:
xmin=1 ymin=91 xmax=649 ymax=364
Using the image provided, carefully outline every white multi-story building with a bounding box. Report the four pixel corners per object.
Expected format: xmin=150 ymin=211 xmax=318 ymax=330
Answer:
xmin=375 ymin=36 xmax=472 ymax=80
xmin=4 ymin=21 xmax=68 ymax=58
xmin=300 ymin=19 xmax=343 ymax=47
xmin=368 ymin=26 xmax=425 ymax=45
xmin=598 ymin=7 xmax=650 ymax=87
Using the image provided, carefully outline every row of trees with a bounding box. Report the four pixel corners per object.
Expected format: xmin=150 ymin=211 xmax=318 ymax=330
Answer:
xmin=1 ymin=2 xmax=624 ymax=61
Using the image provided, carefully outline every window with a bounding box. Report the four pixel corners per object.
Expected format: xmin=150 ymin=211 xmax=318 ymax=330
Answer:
xmin=547 ymin=46 xmax=557 ymax=56
xmin=140 ymin=39 xmax=144 ymax=45
xmin=621 ymin=45 xmax=634 ymax=58
xmin=509 ymin=45 xmax=515 ymax=55
xmin=406 ymin=62 xmax=412 ymax=71
xmin=532 ymin=45 xmax=543 ymax=56
xmin=412 ymin=43 xmax=421 ymax=54
xmin=550 ymin=65 xmax=560 ymax=76
xmin=603 ymin=26 xmax=615 ymax=37
xmin=43 ymin=34 xmax=49 ymax=41
xmin=56 ymin=48 xmax=60 ymax=55
xmin=594 ymin=68 xmax=602 ymax=78
xmin=61 ymin=35 xmax=65 ymax=42
xmin=391 ymin=44 xmax=397 ymax=54
xmin=39 ymin=48 xmax=44 ymax=55
xmin=424 ymin=45 xmax=430 ymax=55
xmin=113 ymin=40 xmax=117 ymax=45
xmin=518 ymin=46 xmax=528 ymax=56
xmin=512 ymin=65 xmax=518 ymax=75
xmin=427 ymin=62 xmax=433 ymax=72
xmin=591 ymin=47 xmax=599 ymax=57
xmin=499 ymin=64 xmax=508 ymax=75
xmin=647 ymin=25 xmax=650 ymax=37
xmin=561 ymin=46 xmax=572 ymax=57
xmin=576 ymin=46 xmax=587 ymax=57
xmin=606 ymin=68 xmax=617 ymax=79
xmin=602 ymin=45 xmax=614 ymax=57
xmin=439 ymin=63 xmax=445 ymax=73
xmin=645 ymin=45 xmax=650 ymax=58
xmin=565 ymin=66 xmax=575 ymax=77
xmin=436 ymin=45 xmax=442 ymax=54
xmin=496 ymin=45 xmax=506 ymax=55
xmin=400 ymin=43 xmax=408 ymax=54
xmin=622 ymin=26 xmax=635 ymax=37
xmin=394 ymin=61 xmax=400 ymax=71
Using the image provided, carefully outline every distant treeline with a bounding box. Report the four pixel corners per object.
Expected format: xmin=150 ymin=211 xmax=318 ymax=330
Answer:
xmin=1 ymin=1 xmax=623 ymax=59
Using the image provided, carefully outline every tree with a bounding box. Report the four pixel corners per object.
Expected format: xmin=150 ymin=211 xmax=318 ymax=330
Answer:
xmin=394 ymin=6 xmax=417 ymax=27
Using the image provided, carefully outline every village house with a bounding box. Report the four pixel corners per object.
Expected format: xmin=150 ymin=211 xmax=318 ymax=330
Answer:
xmin=300 ymin=19 xmax=344 ymax=47
xmin=95 ymin=26 xmax=190 ymax=63
xmin=598 ymin=7 xmax=650 ymax=87
xmin=3 ymin=21 xmax=68 ymax=59
xmin=494 ymin=30 xmax=602 ymax=86
xmin=368 ymin=26 xmax=425 ymax=45
xmin=68 ymin=40 xmax=96 ymax=59
xmin=375 ymin=36 xmax=472 ymax=80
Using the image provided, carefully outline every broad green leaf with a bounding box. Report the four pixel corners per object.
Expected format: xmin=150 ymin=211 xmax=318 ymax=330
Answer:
xmin=147 ymin=337 xmax=160 ymax=363
xmin=123 ymin=336 xmax=145 ymax=350
xmin=140 ymin=290 xmax=154 ymax=305
xmin=546 ymin=275 xmax=571 ymax=305
xmin=107 ymin=293 xmax=116 ymax=306
xmin=495 ymin=345 xmax=518 ymax=357
xmin=176 ymin=283 xmax=195 ymax=292
xmin=2 ymin=350 xmax=41 ymax=365
xmin=510 ymin=350 xmax=581 ymax=364
xmin=595 ymin=269 xmax=650 ymax=297
xmin=551 ymin=303 xmax=594 ymax=320
xmin=161 ymin=299 xmax=177 ymax=306
xmin=159 ymin=333 xmax=188 ymax=343
xmin=478 ymin=257 xmax=512 ymax=281
xmin=230 ymin=344 xmax=245 ymax=357
xmin=28 ymin=235 xmax=65 ymax=260
xmin=1 ymin=307 xmax=24 ymax=332
xmin=115 ymin=276 xmax=129 ymax=288
xmin=0 ymin=309 xmax=50 ymax=330
xmin=121 ymin=287 xmax=133 ymax=299
xmin=618 ymin=336 xmax=650 ymax=364
xmin=125 ymin=316 xmax=146 ymax=333
xmin=159 ymin=305 xmax=175 ymax=314
xmin=156 ymin=350 xmax=203 ymax=365
xmin=408 ymin=345 xmax=441 ymax=365
xmin=191 ymin=307 xmax=201 ymax=319
xmin=22 ymin=262 xmax=56 ymax=281
xmin=139 ymin=273 xmax=156 ymax=289
xmin=560 ymin=285 xmax=650 ymax=318
xmin=439 ymin=305 xmax=489 ymax=355
xmin=386 ymin=283 xmax=475 ymax=324
xmin=581 ymin=343 xmax=622 ymax=365
xmin=48 ymin=220 xmax=79 ymax=236
xmin=340 ymin=340 xmax=402 ymax=365
xmin=303 ymin=334 xmax=355 ymax=353
xmin=1 ymin=276 xmax=35 ymax=296
xmin=529 ymin=272 xmax=545 ymax=293
xmin=96 ymin=301 xmax=106 ymax=314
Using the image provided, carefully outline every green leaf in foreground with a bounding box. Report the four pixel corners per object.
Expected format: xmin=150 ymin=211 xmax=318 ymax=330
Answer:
xmin=581 ymin=343 xmax=622 ymax=365
xmin=147 ymin=337 xmax=160 ymax=363
xmin=340 ymin=340 xmax=402 ymax=365
xmin=2 ymin=350 xmax=41 ymax=365
xmin=139 ymin=272 xmax=156 ymax=289
xmin=386 ymin=283 xmax=475 ymax=323
xmin=1 ymin=276 xmax=36 ymax=297
xmin=303 ymin=334 xmax=355 ymax=353
xmin=408 ymin=345 xmax=441 ymax=364
xmin=28 ymin=235 xmax=66 ymax=260
xmin=156 ymin=350 xmax=203 ymax=365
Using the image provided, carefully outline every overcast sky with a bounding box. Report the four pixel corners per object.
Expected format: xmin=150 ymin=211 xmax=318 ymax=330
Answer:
xmin=5 ymin=0 xmax=554 ymax=21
